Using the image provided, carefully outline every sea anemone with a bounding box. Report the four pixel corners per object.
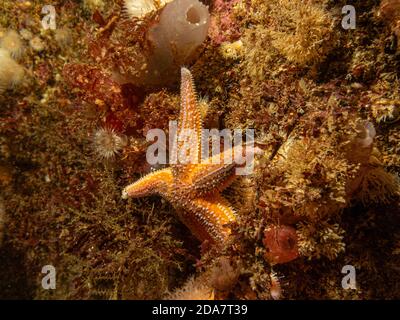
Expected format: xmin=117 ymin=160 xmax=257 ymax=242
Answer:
xmin=263 ymin=225 xmax=299 ymax=264
xmin=208 ymin=256 xmax=239 ymax=291
xmin=269 ymin=271 xmax=282 ymax=300
xmin=371 ymin=98 xmax=400 ymax=124
xmin=269 ymin=0 xmax=335 ymax=66
xmin=54 ymin=28 xmax=73 ymax=50
xmin=166 ymin=276 xmax=214 ymax=300
xmin=29 ymin=36 xmax=46 ymax=52
xmin=93 ymin=127 xmax=128 ymax=161
xmin=355 ymin=121 xmax=376 ymax=148
xmin=0 ymin=30 xmax=24 ymax=60
xmin=345 ymin=120 xmax=376 ymax=167
xmin=0 ymin=48 xmax=24 ymax=94
xmin=356 ymin=167 xmax=400 ymax=205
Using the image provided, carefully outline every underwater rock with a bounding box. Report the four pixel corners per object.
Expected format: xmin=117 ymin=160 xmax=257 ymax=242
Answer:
xmin=2 ymin=0 xmax=400 ymax=300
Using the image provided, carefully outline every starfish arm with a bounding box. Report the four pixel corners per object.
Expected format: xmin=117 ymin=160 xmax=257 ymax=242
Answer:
xmin=171 ymin=67 xmax=203 ymax=179
xmin=122 ymin=168 xmax=173 ymax=199
xmin=177 ymin=194 xmax=236 ymax=245
xmin=179 ymin=144 xmax=263 ymax=196
xmin=177 ymin=162 xmax=237 ymax=197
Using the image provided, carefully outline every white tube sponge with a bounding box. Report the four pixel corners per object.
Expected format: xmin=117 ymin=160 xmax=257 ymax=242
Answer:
xmin=144 ymin=0 xmax=210 ymax=85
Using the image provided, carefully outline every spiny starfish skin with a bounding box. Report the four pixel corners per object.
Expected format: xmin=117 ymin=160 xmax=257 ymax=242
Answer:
xmin=122 ymin=67 xmax=249 ymax=245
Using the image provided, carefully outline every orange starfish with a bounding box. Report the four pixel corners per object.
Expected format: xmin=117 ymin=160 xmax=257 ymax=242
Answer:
xmin=122 ymin=67 xmax=258 ymax=245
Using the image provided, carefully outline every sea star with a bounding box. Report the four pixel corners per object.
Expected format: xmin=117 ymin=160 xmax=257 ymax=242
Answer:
xmin=122 ymin=67 xmax=258 ymax=245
